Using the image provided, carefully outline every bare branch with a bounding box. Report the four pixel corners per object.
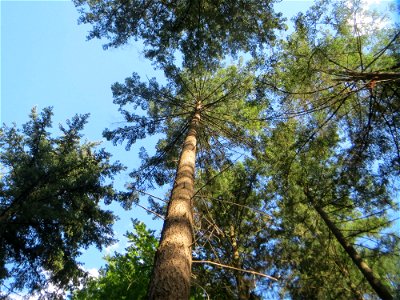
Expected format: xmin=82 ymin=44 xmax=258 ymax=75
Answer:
xmin=192 ymin=260 xmax=278 ymax=281
xmin=135 ymin=203 xmax=165 ymax=220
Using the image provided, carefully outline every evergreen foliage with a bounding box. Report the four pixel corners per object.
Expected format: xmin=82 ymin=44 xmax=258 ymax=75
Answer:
xmin=104 ymin=65 xmax=264 ymax=198
xmin=0 ymin=108 xmax=124 ymax=295
xmin=259 ymin=116 xmax=399 ymax=299
xmin=262 ymin=0 xmax=400 ymax=178
xmin=192 ymin=160 xmax=273 ymax=299
xmin=73 ymin=0 xmax=284 ymax=69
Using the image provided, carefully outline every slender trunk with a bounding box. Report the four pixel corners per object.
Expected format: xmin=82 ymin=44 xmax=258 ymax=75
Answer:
xmin=312 ymin=203 xmax=393 ymax=300
xmin=147 ymin=106 xmax=201 ymax=300
xmin=334 ymin=261 xmax=365 ymax=300
xmin=230 ymin=224 xmax=248 ymax=300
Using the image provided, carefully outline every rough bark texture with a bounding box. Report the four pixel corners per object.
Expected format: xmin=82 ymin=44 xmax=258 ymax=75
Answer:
xmin=313 ymin=204 xmax=393 ymax=300
xmin=147 ymin=108 xmax=201 ymax=300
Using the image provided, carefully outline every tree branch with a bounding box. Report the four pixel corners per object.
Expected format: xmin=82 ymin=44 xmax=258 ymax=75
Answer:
xmin=192 ymin=260 xmax=278 ymax=281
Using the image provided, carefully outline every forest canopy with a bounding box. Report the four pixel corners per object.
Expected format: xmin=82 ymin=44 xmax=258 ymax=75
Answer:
xmin=1 ymin=0 xmax=399 ymax=299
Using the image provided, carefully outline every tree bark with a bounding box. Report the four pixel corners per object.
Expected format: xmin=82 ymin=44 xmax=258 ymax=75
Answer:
xmin=147 ymin=106 xmax=201 ymax=300
xmin=312 ymin=202 xmax=393 ymax=300
xmin=334 ymin=70 xmax=400 ymax=82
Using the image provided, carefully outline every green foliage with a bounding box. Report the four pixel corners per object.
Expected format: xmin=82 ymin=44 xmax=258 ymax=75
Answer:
xmin=72 ymin=220 xmax=158 ymax=300
xmin=73 ymin=0 xmax=284 ymax=69
xmin=0 ymin=107 xmax=124 ymax=295
xmin=104 ymin=65 xmax=265 ymax=194
xmin=255 ymin=5 xmax=400 ymax=295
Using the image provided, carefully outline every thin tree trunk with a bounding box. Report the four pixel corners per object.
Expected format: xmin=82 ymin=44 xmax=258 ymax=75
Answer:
xmin=312 ymin=202 xmax=393 ymax=300
xmin=333 ymin=70 xmax=400 ymax=82
xmin=147 ymin=105 xmax=201 ymax=300
xmin=230 ymin=224 xmax=248 ymax=300
xmin=334 ymin=261 xmax=365 ymax=300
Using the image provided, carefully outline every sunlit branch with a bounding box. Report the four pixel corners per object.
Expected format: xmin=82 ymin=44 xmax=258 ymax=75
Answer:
xmin=133 ymin=119 xmax=191 ymax=186
xmin=293 ymin=94 xmax=350 ymax=157
xmin=331 ymin=209 xmax=389 ymax=223
xmin=201 ymin=77 xmax=238 ymax=106
xmin=313 ymin=47 xmax=352 ymax=71
xmin=194 ymin=195 xmax=273 ymax=219
xmin=135 ymin=202 xmax=165 ymax=220
xmin=201 ymin=113 xmax=252 ymax=147
xmin=175 ymin=72 xmax=197 ymax=100
xmin=136 ymin=190 xmax=168 ymax=203
xmin=146 ymin=111 xmax=193 ymax=122
xmin=157 ymin=91 xmax=195 ymax=110
xmin=192 ymin=260 xmax=278 ymax=281
xmin=193 ymin=156 xmax=242 ymax=199
xmin=202 ymin=87 xmax=243 ymax=110
xmin=261 ymin=77 xmax=343 ymax=96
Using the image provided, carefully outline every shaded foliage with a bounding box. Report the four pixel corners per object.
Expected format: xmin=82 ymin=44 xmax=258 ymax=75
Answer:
xmin=192 ymin=160 xmax=274 ymax=299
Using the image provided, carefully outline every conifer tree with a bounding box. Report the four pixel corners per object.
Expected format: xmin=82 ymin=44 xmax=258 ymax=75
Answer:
xmin=103 ymin=66 xmax=264 ymax=298
xmin=262 ymin=0 xmax=399 ymax=177
xmin=0 ymin=108 xmax=124 ymax=296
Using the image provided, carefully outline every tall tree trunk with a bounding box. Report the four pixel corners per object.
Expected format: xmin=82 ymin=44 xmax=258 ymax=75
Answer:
xmin=147 ymin=105 xmax=201 ymax=300
xmin=311 ymin=201 xmax=393 ymax=300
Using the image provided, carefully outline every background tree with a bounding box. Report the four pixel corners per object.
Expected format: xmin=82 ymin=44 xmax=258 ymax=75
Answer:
xmin=256 ymin=4 xmax=400 ymax=296
xmin=0 ymin=107 xmax=124 ymax=296
xmin=72 ymin=220 xmax=158 ymax=300
xmin=191 ymin=160 xmax=276 ymax=299
xmin=261 ymin=0 xmax=399 ymax=178
xmin=259 ymin=116 xmax=399 ymax=299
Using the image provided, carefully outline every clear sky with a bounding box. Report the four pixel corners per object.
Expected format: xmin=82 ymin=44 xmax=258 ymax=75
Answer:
xmin=1 ymin=0 xmax=397 ymax=296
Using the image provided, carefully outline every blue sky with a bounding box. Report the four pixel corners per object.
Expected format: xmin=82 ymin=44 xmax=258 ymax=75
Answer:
xmin=1 ymin=0 xmax=397 ymax=295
